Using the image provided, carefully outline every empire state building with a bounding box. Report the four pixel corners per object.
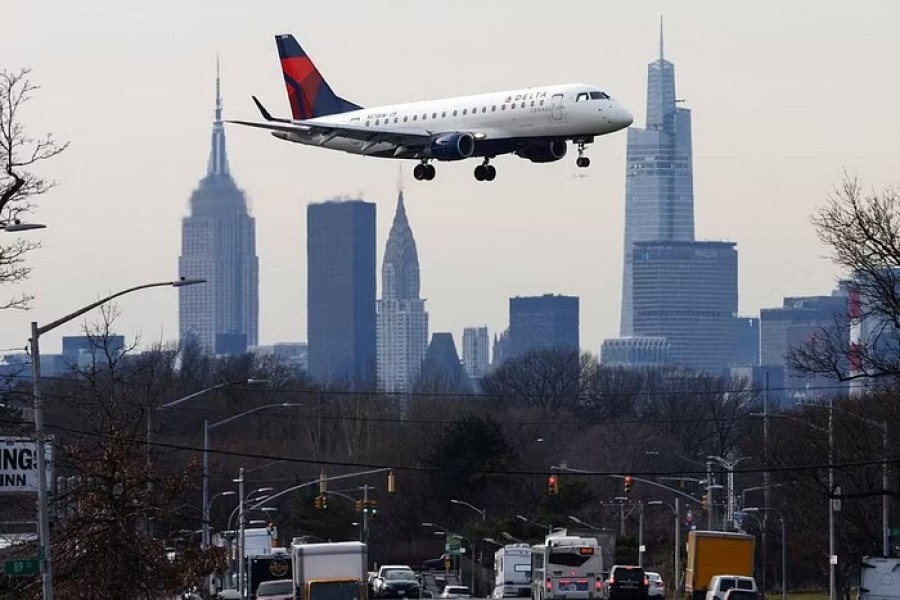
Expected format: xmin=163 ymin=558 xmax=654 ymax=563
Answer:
xmin=179 ymin=64 xmax=259 ymax=354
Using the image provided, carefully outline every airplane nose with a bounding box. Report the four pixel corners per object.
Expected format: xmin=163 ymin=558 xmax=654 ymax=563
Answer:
xmin=616 ymin=104 xmax=634 ymax=129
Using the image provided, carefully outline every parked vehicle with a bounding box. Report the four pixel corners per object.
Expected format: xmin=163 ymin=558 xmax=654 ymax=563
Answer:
xmin=291 ymin=540 xmax=368 ymax=600
xmin=441 ymin=585 xmax=472 ymax=598
xmin=859 ymin=556 xmax=900 ymax=600
xmin=645 ymin=572 xmax=664 ymax=599
xmin=705 ymin=576 xmax=757 ymax=600
xmin=604 ymin=565 xmax=648 ymax=600
xmin=722 ymin=590 xmax=760 ymax=600
xmin=256 ymin=578 xmax=293 ymax=600
xmin=684 ymin=531 xmax=755 ymax=600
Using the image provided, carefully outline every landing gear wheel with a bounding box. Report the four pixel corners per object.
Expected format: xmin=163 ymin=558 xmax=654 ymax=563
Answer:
xmin=485 ymin=165 xmax=497 ymax=181
xmin=474 ymin=165 xmax=486 ymax=181
xmin=576 ymin=157 xmax=591 ymax=168
xmin=424 ymin=164 xmax=436 ymax=180
xmin=414 ymin=164 xmax=425 ymax=180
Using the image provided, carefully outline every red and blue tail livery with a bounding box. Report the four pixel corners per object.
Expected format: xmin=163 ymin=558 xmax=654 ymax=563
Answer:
xmin=229 ymin=34 xmax=632 ymax=182
xmin=275 ymin=34 xmax=361 ymax=119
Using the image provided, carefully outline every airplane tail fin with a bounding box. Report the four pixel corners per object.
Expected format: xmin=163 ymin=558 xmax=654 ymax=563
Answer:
xmin=275 ymin=34 xmax=363 ymax=120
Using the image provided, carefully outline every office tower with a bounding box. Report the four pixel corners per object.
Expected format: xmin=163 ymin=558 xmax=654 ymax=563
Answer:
xmin=462 ymin=326 xmax=490 ymax=378
xmin=179 ymin=64 xmax=259 ymax=354
xmin=631 ymin=241 xmax=737 ymax=372
xmin=600 ymin=337 xmax=670 ymax=367
xmin=620 ymin=22 xmax=694 ymax=335
xmin=377 ymin=191 xmax=428 ymax=393
xmin=507 ymin=294 xmax=579 ymax=360
xmin=733 ymin=317 xmax=760 ymax=367
xmin=417 ymin=332 xmax=469 ymax=393
xmin=759 ymin=293 xmax=847 ymax=368
xmin=307 ymin=199 xmax=376 ymax=388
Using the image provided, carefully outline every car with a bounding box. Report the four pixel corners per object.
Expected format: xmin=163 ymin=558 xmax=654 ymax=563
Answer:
xmin=604 ymin=565 xmax=649 ymax=600
xmin=706 ymin=576 xmax=757 ymax=600
xmin=645 ymin=572 xmax=665 ymax=599
xmin=256 ymin=578 xmax=294 ymax=600
xmin=374 ymin=567 xmax=421 ymax=598
xmin=722 ymin=590 xmax=760 ymax=600
xmin=440 ymin=585 xmax=472 ymax=599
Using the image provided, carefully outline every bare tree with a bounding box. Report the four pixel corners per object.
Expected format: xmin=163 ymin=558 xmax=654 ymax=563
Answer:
xmin=788 ymin=174 xmax=900 ymax=381
xmin=0 ymin=68 xmax=67 ymax=309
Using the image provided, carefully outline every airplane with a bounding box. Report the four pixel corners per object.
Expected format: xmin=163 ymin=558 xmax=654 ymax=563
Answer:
xmin=228 ymin=34 xmax=633 ymax=182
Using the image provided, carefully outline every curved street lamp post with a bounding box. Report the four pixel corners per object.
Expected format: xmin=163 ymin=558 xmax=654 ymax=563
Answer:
xmin=30 ymin=277 xmax=204 ymax=600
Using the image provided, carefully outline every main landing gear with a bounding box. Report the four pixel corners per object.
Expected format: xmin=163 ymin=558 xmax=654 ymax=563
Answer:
xmin=474 ymin=159 xmax=496 ymax=182
xmin=575 ymin=141 xmax=591 ymax=168
xmin=414 ymin=162 xmax=436 ymax=181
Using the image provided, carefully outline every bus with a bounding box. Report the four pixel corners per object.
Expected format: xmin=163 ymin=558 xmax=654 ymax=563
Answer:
xmin=531 ymin=533 xmax=603 ymax=600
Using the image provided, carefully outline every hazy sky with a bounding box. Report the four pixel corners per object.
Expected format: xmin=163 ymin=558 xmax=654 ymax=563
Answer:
xmin=2 ymin=0 xmax=899 ymax=356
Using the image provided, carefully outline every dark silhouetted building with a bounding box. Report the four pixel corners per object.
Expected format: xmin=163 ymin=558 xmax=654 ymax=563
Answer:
xmin=417 ymin=332 xmax=469 ymax=393
xmin=179 ymin=64 xmax=258 ymax=355
xmin=507 ymin=294 xmax=579 ymax=360
xmin=307 ymin=199 xmax=376 ymax=388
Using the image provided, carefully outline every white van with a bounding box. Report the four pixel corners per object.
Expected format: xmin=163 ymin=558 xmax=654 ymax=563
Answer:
xmin=859 ymin=557 xmax=900 ymax=600
xmin=706 ymin=575 xmax=757 ymax=600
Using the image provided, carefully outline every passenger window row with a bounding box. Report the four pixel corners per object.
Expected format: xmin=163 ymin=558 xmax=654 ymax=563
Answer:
xmin=365 ymin=99 xmax=549 ymax=126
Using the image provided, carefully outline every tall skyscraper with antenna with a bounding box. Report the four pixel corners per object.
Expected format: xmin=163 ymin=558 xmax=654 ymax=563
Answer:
xmin=377 ymin=190 xmax=428 ymax=393
xmin=179 ymin=62 xmax=259 ymax=354
xmin=619 ymin=19 xmax=694 ymax=336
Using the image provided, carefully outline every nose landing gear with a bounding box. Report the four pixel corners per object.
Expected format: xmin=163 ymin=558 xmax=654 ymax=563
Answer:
xmin=414 ymin=161 xmax=436 ymax=181
xmin=474 ymin=158 xmax=497 ymax=181
xmin=575 ymin=141 xmax=591 ymax=168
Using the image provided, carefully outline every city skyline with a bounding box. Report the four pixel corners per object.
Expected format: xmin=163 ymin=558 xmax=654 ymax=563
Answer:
xmin=2 ymin=1 xmax=898 ymax=356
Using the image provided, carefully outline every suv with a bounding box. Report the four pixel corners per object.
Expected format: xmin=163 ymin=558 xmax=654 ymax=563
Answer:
xmin=256 ymin=579 xmax=294 ymax=600
xmin=372 ymin=565 xmax=419 ymax=598
xmin=706 ymin=576 xmax=757 ymax=600
xmin=604 ymin=565 xmax=649 ymax=600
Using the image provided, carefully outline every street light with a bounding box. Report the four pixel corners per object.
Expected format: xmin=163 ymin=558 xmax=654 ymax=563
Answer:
xmin=234 ymin=470 xmax=276 ymax=598
xmin=742 ymin=507 xmax=786 ymax=600
xmin=707 ymin=455 xmax=751 ymax=529
xmin=29 ymin=277 xmax=204 ymax=600
xmin=450 ymin=499 xmax=487 ymax=520
xmin=517 ymin=514 xmax=552 ymax=534
xmin=203 ymin=402 xmax=297 ymax=551
xmin=500 ymin=531 xmax=527 ymax=544
xmin=568 ymin=515 xmax=603 ymax=530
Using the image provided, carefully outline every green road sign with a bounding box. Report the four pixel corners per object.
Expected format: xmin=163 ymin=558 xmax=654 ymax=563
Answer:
xmin=445 ymin=544 xmax=461 ymax=555
xmin=4 ymin=558 xmax=39 ymax=576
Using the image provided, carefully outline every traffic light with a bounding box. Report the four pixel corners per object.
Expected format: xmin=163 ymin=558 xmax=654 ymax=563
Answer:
xmin=548 ymin=474 xmax=559 ymax=495
xmin=387 ymin=469 xmax=396 ymax=493
xmin=369 ymin=500 xmax=378 ymax=517
xmin=314 ymin=495 xmax=323 ymax=510
xmin=701 ymin=493 xmax=709 ymax=510
xmin=355 ymin=499 xmax=364 ymax=513
xmin=321 ymin=495 xmax=328 ymax=509
xmin=624 ymin=476 xmax=634 ymax=495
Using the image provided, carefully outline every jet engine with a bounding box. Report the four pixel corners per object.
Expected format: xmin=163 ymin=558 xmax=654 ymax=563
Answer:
xmin=515 ymin=140 xmax=568 ymax=163
xmin=428 ymin=132 xmax=475 ymax=161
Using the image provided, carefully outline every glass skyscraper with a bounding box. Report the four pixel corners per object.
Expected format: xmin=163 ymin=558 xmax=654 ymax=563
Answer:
xmin=507 ymin=294 xmax=579 ymax=360
xmin=620 ymin=23 xmax=694 ymax=336
xmin=307 ymin=199 xmax=377 ymax=388
xmin=179 ymin=65 xmax=259 ymax=354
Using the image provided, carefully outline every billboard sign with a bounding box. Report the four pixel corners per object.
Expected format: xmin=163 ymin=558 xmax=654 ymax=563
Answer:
xmin=0 ymin=437 xmax=52 ymax=493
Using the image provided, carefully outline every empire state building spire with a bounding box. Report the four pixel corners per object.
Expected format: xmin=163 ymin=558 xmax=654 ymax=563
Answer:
xmin=207 ymin=56 xmax=231 ymax=177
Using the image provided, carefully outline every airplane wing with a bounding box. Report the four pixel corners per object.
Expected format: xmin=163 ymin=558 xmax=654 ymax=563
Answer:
xmin=227 ymin=118 xmax=437 ymax=155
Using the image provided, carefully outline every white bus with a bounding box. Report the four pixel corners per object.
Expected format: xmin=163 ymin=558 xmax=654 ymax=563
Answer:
xmin=531 ymin=533 xmax=603 ymax=600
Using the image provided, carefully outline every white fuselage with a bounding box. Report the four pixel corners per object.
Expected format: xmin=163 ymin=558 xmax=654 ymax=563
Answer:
xmin=279 ymin=83 xmax=632 ymax=157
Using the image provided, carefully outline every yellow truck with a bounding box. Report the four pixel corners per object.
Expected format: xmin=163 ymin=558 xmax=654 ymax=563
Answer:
xmin=684 ymin=531 xmax=755 ymax=600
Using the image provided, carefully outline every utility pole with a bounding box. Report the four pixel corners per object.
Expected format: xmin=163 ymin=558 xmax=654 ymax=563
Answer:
xmin=674 ymin=497 xmax=681 ymax=596
xmin=707 ymin=462 xmax=714 ymax=530
xmin=237 ymin=467 xmax=245 ymax=600
xmin=762 ymin=372 xmax=770 ymax=592
xmin=638 ymin=502 xmax=644 ymax=567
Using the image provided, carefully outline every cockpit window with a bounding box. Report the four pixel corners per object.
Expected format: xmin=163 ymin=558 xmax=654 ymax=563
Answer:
xmin=589 ymin=91 xmax=611 ymax=100
xmin=576 ymin=92 xmax=589 ymax=102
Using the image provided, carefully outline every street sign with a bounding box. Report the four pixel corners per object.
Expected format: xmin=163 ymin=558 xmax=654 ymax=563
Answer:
xmin=4 ymin=558 xmax=39 ymax=576
xmin=445 ymin=544 xmax=461 ymax=555
xmin=0 ymin=437 xmax=53 ymax=493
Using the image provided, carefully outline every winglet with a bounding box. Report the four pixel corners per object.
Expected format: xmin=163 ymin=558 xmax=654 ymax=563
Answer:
xmin=252 ymin=95 xmax=291 ymax=123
